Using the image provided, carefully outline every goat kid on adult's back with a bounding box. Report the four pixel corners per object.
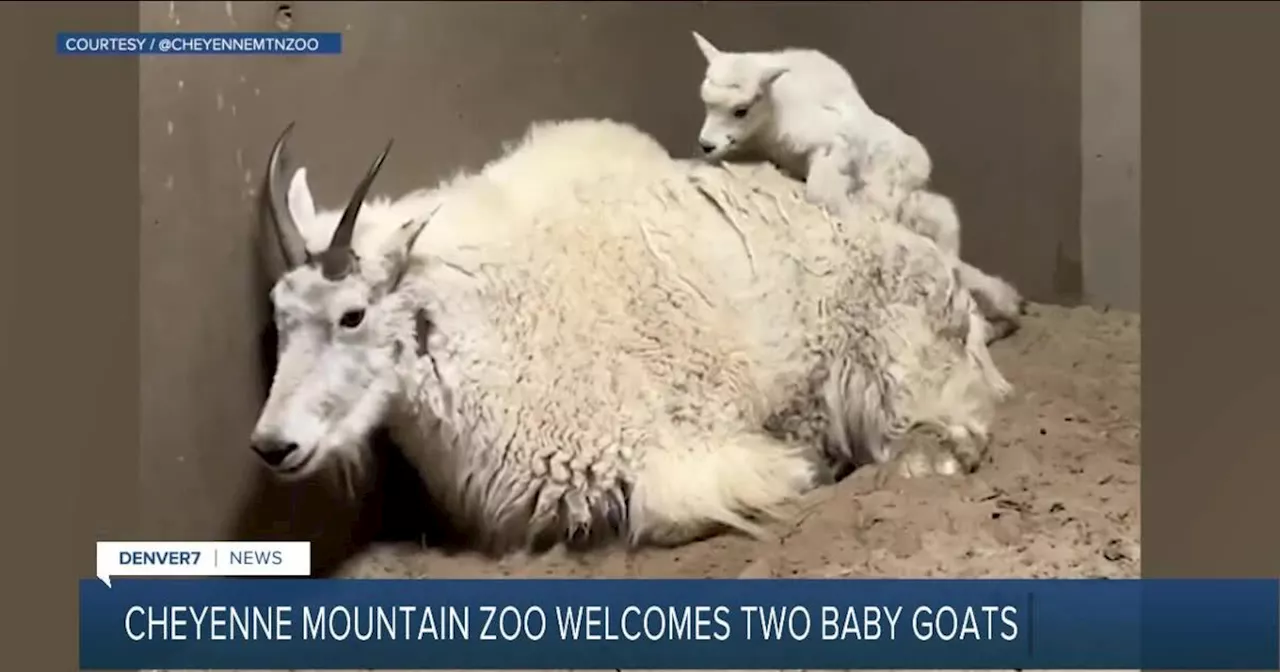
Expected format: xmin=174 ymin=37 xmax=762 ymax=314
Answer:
xmin=690 ymin=30 xmax=1025 ymax=342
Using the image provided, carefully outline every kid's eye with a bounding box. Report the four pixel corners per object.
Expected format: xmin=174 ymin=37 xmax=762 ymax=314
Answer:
xmin=732 ymin=106 xmax=749 ymax=118
xmin=339 ymin=309 xmax=366 ymax=329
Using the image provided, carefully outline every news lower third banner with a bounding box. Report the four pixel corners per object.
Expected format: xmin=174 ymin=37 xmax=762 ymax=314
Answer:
xmin=80 ymin=565 xmax=1280 ymax=669
xmin=57 ymin=32 xmax=342 ymax=56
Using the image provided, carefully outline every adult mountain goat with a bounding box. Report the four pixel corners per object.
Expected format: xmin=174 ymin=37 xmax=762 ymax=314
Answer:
xmin=250 ymin=118 xmax=1012 ymax=555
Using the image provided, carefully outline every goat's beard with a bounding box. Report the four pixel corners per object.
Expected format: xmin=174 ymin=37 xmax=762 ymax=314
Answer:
xmin=322 ymin=442 xmax=372 ymax=503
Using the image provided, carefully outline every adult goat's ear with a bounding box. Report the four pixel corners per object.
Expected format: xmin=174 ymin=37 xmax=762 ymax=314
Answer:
xmin=384 ymin=205 xmax=438 ymax=290
xmin=287 ymin=167 xmax=318 ymax=233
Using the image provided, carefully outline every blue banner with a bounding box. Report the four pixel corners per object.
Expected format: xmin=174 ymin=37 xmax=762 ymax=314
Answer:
xmin=79 ymin=578 xmax=1279 ymax=670
xmin=57 ymin=32 xmax=342 ymax=56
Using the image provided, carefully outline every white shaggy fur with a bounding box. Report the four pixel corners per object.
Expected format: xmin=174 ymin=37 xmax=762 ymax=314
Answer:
xmin=252 ymin=118 xmax=1012 ymax=555
xmin=691 ymin=31 xmax=1025 ymax=341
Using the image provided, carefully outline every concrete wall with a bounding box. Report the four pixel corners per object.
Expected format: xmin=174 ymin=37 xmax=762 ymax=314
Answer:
xmin=1082 ymin=1 xmax=1142 ymax=311
xmin=140 ymin=1 xmax=1112 ymax=564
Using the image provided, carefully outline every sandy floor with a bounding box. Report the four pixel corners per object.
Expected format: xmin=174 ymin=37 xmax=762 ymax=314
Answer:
xmin=167 ymin=302 xmax=1140 ymax=672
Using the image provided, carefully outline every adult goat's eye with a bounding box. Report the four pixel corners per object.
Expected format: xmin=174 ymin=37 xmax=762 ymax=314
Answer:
xmin=732 ymin=105 xmax=749 ymax=118
xmin=338 ymin=309 xmax=365 ymax=329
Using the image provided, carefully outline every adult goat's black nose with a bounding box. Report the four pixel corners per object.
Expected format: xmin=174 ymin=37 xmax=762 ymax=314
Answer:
xmin=700 ymin=142 xmax=716 ymax=155
xmin=251 ymin=439 xmax=298 ymax=467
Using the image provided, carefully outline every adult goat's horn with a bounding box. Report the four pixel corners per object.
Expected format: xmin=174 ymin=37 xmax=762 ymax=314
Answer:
xmin=319 ymin=139 xmax=394 ymax=280
xmin=265 ymin=121 xmax=311 ymax=270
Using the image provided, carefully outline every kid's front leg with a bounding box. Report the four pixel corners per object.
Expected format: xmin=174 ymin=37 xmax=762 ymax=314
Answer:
xmin=805 ymin=146 xmax=856 ymax=213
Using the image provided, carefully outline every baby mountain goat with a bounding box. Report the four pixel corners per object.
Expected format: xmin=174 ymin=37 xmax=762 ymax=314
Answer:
xmin=250 ymin=118 xmax=1012 ymax=555
xmin=690 ymin=31 xmax=1025 ymax=342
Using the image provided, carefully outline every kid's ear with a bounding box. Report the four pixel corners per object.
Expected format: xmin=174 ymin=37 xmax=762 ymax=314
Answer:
xmin=758 ymin=63 xmax=790 ymax=87
xmin=692 ymin=31 xmax=722 ymax=63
